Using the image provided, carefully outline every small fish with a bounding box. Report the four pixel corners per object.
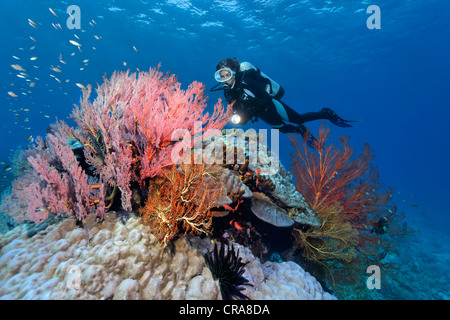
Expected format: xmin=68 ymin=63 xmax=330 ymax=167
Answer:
xmin=44 ymin=115 xmax=50 ymax=118
xmin=123 ymin=61 xmax=127 ymax=66
xmin=222 ymin=203 xmax=236 ymax=212
xmin=52 ymin=23 xmax=59 ymax=30
xmin=17 ymin=74 xmax=27 ymax=79
xmin=30 ymin=57 xmax=38 ymax=60
xmin=69 ymin=40 xmax=82 ymax=47
xmin=29 ymin=46 xmax=35 ymax=51
xmin=89 ymin=199 xmax=100 ymax=206
xmin=91 ymin=184 xmax=102 ymax=189
xmin=29 ymin=36 xmax=37 ymax=42
xmin=133 ymin=45 xmax=138 ymax=52
xmin=51 ymin=67 xmax=62 ymax=72
xmin=12 ymin=55 xmax=20 ymax=60
xmin=26 ymin=135 xmax=33 ymax=141
xmin=60 ymin=59 xmax=67 ymax=64
xmin=28 ymin=19 xmax=37 ymax=28
xmin=36 ymin=206 xmax=49 ymax=212
xmin=83 ymin=59 xmax=89 ymax=63
xmin=23 ymin=108 xmax=30 ymax=111
xmin=233 ymin=221 xmax=244 ymax=231
xmin=92 ymin=19 xmax=97 ymax=25
xmin=49 ymin=8 xmax=58 ymax=17
xmin=11 ymin=64 xmax=25 ymax=71
xmin=75 ymin=83 xmax=85 ymax=89
xmin=3 ymin=165 xmax=11 ymax=172
xmin=74 ymin=34 xmax=81 ymax=40
xmin=411 ymin=204 xmax=419 ymax=208
xmin=8 ymin=91 xmax=18 ymax=97
xmin=94 ymin=35 xmax=100 ymax=40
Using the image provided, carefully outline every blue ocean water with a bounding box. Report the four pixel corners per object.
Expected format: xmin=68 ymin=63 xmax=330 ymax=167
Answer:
xmin=0 ymin=0 xmax=449 ymax=299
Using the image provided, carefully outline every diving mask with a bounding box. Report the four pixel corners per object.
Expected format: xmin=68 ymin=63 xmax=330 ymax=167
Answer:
xmin=214 ymin=68 xmax=235 ymax=83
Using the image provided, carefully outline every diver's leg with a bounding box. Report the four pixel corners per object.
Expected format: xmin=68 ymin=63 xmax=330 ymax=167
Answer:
xmin=275 ymin=100 xmax=354 ymax=127
xmin=258 ymin=101 xmax=317 ymax=147
xmin=259 ymin=108 xmax=317 ymax=148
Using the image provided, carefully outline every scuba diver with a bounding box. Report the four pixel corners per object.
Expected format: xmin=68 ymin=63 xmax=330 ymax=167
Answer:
xmin=210 ymin=57 xmax=357 ymax=148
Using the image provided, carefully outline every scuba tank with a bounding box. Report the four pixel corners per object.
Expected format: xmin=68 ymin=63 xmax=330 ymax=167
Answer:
xmin=239 ymin=61 xmax=285 ymax=100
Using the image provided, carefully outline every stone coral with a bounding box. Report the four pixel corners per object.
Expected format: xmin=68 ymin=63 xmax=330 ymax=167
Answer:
xmin=0 ymin=213 xmax=336 ymax=300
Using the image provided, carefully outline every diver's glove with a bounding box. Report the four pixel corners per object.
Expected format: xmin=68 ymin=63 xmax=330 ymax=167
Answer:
xmin=321 ymin=108 xmax=357 ymax=128
xmin=297 ymin=124 xmax=318 ymax=150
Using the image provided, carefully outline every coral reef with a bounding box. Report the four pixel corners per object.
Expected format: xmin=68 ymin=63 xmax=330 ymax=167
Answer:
xmin=0 ymin=66 xmax=413 ymax=301
xmin=0 ymin=213 xmax=336 ymax=300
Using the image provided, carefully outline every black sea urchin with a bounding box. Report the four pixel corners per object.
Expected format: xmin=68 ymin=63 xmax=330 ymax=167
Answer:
xmin=204 ymin=242 xmax=253 ymax=300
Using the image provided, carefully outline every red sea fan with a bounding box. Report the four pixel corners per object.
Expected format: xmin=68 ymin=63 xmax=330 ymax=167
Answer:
xmin=72 ymin=65 xmax=232 ymax=186
xmin=1 ymin=65 xmax=231 ymax=225
xmin=289 ymin=124 xmax=392 ymax=225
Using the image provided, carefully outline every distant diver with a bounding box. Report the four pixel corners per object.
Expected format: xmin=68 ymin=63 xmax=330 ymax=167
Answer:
xmin=211 ymin=57 xmax=357 ymax=148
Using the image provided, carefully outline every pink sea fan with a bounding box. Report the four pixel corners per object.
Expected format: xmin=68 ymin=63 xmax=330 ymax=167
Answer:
xmin=22 ymin=121 xmax=106 ymax=223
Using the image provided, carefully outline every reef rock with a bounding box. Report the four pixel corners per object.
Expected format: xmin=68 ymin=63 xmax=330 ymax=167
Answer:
xmin=220 ymin=168 xmax=253 ymax=201
xmin=203 ymin=130 xmax=320 ymax=228
xmin=251 ymin=193 xmax=293 ymax=227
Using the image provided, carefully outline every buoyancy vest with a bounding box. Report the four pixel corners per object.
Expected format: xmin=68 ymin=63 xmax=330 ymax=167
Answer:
xmin=239 ymin=62 xmax=285 ymax=100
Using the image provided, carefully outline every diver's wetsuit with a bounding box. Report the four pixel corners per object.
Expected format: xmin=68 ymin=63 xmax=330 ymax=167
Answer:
xmin=223 ymin=66 xmax=351 ymax=140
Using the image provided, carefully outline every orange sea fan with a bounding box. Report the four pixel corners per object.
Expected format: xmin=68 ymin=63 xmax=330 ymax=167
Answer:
xmin=140 ymin=161 xmax=225 ymax=248
xmin=289 ymin=124 xmax=392 ymax=229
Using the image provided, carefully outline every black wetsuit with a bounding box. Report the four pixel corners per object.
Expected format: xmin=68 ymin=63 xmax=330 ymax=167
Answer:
xmin=223 ymin=67 xmax=349 ymax=138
